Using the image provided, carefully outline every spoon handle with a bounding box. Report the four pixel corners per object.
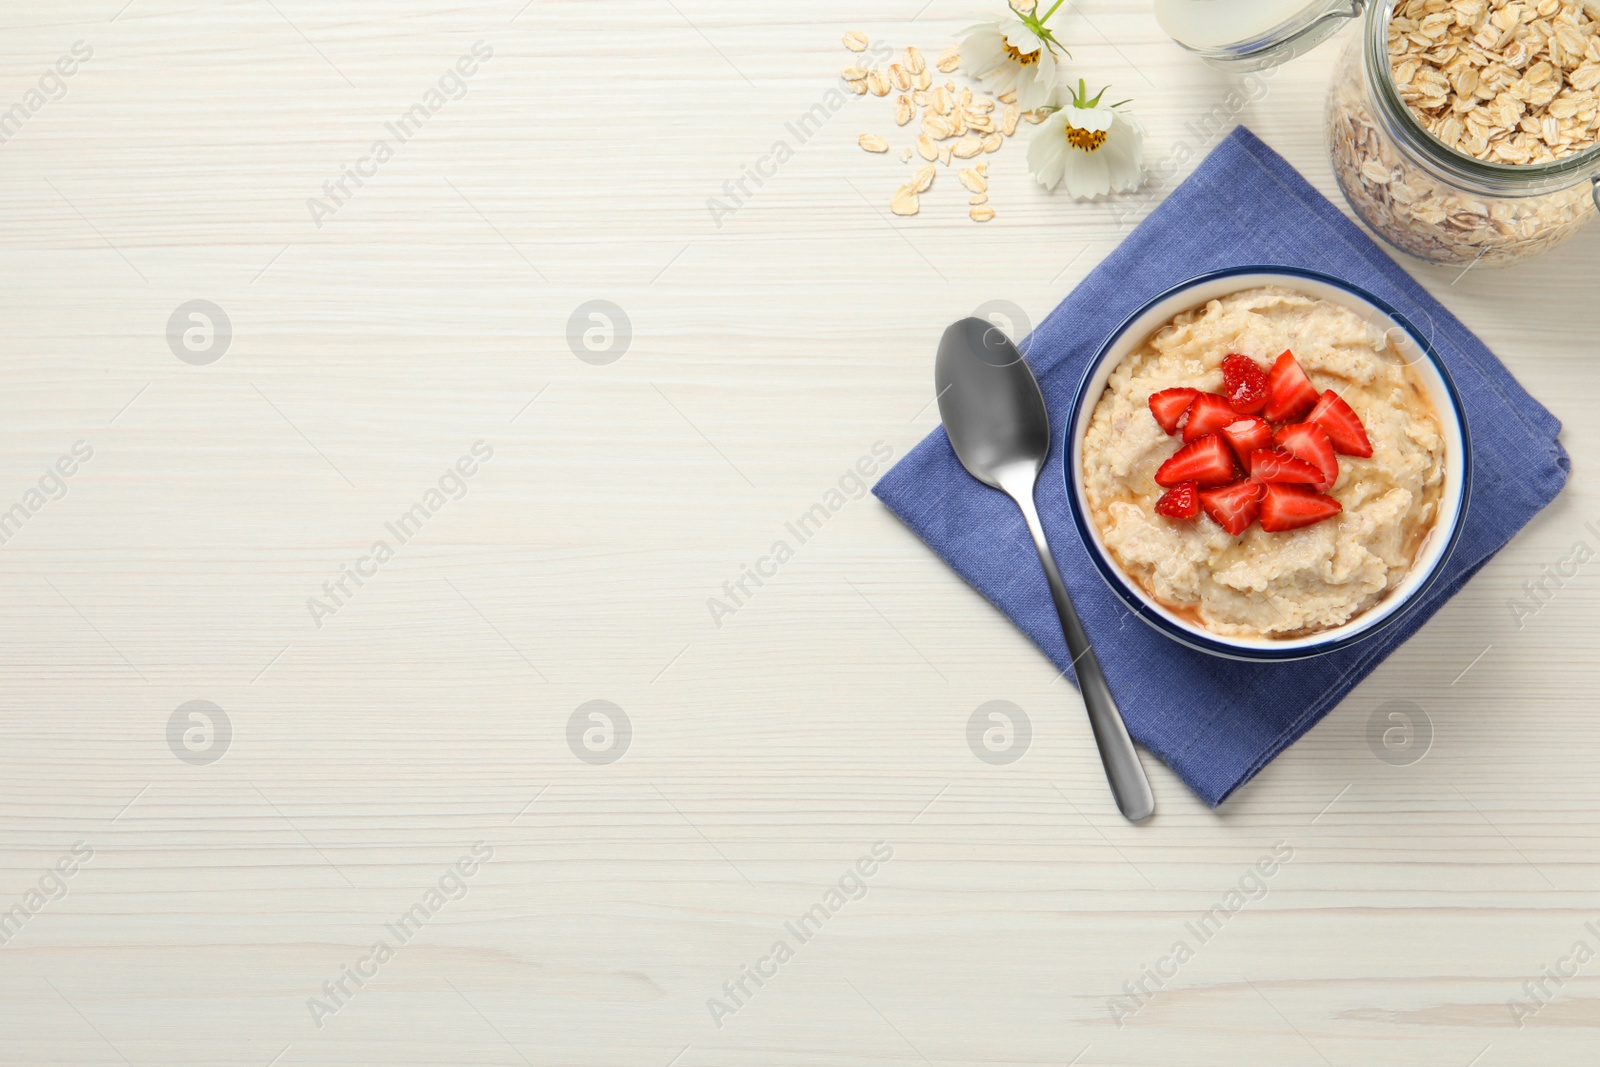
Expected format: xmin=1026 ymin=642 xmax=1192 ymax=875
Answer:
xmin=1010 ymin=481 xmax=1155 ymax=823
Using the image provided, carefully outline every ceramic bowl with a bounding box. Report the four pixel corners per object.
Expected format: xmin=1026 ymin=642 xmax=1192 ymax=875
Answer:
xmin=1063 ymin=266 xmax=1471 ymax=660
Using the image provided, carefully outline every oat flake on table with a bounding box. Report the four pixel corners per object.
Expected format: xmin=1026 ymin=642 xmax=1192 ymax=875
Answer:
xmin=840 ymin=32 xmax=1023 ymax=221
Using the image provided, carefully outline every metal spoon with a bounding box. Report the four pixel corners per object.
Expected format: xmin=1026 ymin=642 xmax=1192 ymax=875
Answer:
xmin=935 ymin=317 xmax=1154 ymax=822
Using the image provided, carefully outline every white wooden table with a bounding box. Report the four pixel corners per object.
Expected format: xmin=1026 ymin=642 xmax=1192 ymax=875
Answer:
xmin=2 ymin=2 xmax=1597 ymax=1064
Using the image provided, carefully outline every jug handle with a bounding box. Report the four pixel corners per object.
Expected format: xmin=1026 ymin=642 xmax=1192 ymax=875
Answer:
xmin=1593 ymin=176 xmax=1600 ymax=213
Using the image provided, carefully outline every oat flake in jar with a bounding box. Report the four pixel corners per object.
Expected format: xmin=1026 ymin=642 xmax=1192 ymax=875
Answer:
xmin=1156 ymin=0 xmax=1600 ymax=267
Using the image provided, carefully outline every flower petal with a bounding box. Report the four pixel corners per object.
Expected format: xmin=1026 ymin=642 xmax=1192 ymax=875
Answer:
xmin=980 ymin=63 xmax=1022 ymax=93
xmin=1063 ymin=147 xmax=1113 ymax=200
xmin=1016 ymin=69 xmax=1055 ymax=111
xmin=1028 ymin=126 xmax=1067 ymax=190
xmin=1101 ymin=114 xmax=1147 ymax=192
xmin=1066 ymin=104 xmax=1114 ymax=133
xmin=1002 ymin=25 xmax=1043 ymax=53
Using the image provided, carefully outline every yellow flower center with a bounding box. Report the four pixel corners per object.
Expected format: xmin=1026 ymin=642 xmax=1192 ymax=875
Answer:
xmin=1002 ymin=40 xmax=1040 ymax=66
xmin=1065 ymin=123 xmax=1107 ymax=152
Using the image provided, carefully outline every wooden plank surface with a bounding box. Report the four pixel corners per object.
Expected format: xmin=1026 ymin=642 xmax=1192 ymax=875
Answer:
xmin=0 ymin=1 xmax=1597 ymax=1064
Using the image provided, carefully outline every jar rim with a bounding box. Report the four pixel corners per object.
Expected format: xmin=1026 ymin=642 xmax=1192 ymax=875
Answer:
xmin=1363 ymin=0 xmax=1600 ymax=194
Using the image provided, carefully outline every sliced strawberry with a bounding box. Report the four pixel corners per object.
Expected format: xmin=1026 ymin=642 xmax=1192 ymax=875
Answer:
xmin=1154 ymin=481 xmax=1199 ymax=520
xmin=1258 ymin=483 xmax=1342 ymax=532
xmin=1220 ymin=417 xmax=1274 ymax=471
xmin=1199 ymin=480 xmax=1265 ymax=536
xmin=1307 ymin=389 xmax=1373 ymax=457
xmin=1154 ymin=433 xmax=1237 ymax=488
xmin=1247 ymin=449 xmax=1325 ymax=486
xmin=1273 ymin=422 xmax=1338 ymax=492
xmin=1264 ymin=350 xmax=1319 ymax=422
xmin=1221 ymin=354 xmax=1268 ymax=414
xmin=1148 ymin=387 xmax=1198 ymax=436
xmin=1181 ymin=393 xmax=1238 ymax=442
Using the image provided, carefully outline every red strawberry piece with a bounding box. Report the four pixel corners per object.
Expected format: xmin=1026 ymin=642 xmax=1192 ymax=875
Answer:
xmin=1220 ymin=417 xmax=1274 ymax=471
xmin=1181 ymin=393 xmax=1238 ymax=442
xmin=1221 ymin=354 xmax=1268 ymax=414
xmin=1154 ymin=481 xmax=1199 ymax=520
xmin=1263 ymin=349 xmax=1320 ymax=422
xmin=1307 ymin=389 xmax=1373 ymax=457
xmin=1258 ymin=483 xmax=1342 ymax=532
xmin=1199 ymin=480 xmax=1265 ymax=536
xmin=1273 ymin=422 xmax=1338 ymax=492
xmin=1155 ymin=433 xmax=1237 ymax=488
xmin=1247 ymin=448 xmax=1325 ymax=486
xmin=1148 ymin=387 xmax=1198 ymax=436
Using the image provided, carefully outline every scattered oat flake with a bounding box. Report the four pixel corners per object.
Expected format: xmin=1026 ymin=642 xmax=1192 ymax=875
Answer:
xmin=841 ymin=36 xmax=1034 ymax=216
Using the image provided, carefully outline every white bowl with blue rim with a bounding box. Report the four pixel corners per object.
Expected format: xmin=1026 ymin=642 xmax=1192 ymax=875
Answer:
xmin=1063 ymin=266 xmax=1472 ymax=661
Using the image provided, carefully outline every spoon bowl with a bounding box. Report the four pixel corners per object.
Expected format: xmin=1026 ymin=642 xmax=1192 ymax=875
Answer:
xmin=935 ymin=317 xmax=1154 ymax=823
xmin=935 ymin=318 xmax=1048 ymax=489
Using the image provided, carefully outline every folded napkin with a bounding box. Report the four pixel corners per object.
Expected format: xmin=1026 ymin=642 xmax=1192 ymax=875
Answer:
xmin=872 ymin=126 xmax=1569 ymax=807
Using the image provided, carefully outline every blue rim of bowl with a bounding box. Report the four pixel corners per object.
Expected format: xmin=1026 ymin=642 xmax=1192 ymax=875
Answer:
xmin=1063 ymin=265 xmax=1474 ymax=661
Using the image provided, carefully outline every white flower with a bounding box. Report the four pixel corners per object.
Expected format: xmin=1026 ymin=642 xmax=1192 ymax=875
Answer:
xmin=958 ymin=11 xmax=1063 ymax=112
xmin=1028 ymin=84 xmax=1146 ymax=200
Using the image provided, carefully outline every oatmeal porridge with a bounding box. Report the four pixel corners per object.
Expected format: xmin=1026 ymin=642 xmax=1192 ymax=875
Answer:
xmin=1081 ymin=286 xmax=1447 ymax=638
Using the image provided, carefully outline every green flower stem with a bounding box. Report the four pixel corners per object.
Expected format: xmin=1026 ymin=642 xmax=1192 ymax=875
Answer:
xmin=1069 ymin=77 xmax=1112 ymax=109
xmin=1018 ymin=0 xmax=1070 ymax=54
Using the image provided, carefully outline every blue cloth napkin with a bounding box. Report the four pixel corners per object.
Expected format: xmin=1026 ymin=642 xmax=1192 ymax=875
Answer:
xmin=872 ymin=127 xmax=1569 ymax=807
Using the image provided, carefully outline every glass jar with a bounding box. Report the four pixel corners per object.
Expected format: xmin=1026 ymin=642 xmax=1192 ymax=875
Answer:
xmin=1327 ymin=2 xmax=1600 ymax=267
xmin=1156 ymin=0 xmax=1600 ymax=267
